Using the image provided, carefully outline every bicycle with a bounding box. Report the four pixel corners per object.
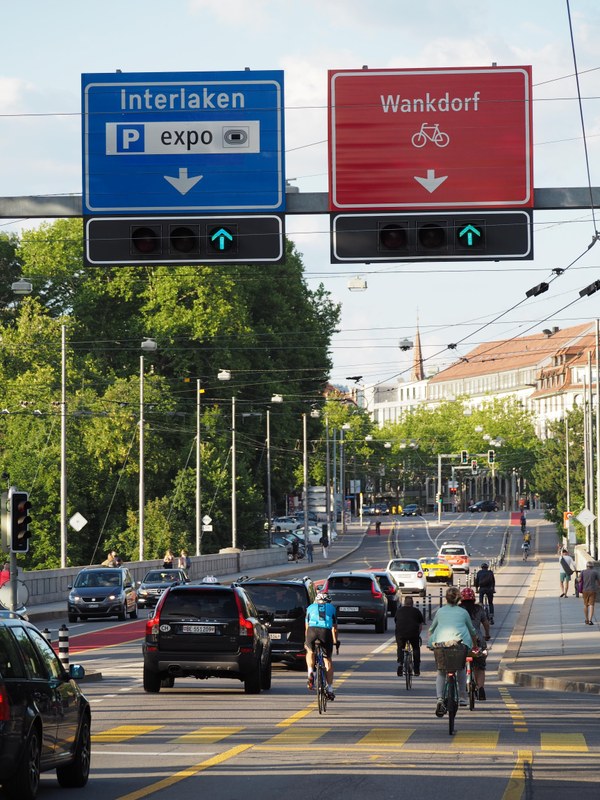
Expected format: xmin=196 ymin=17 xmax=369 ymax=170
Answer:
xmin=411 ymin=122 xmax=450 ymax=148
xmin=465 ymin=654 xmax=476 ymax=711
xmin=433 ymin=643 xmax=467 ymax=735
xmin=522 ymin=543 xmax=530 ymax=561
xmin=314 ymin=639 xmax=339 ymax=713
xmin=402 ymin=640 xmax=414 ymax=690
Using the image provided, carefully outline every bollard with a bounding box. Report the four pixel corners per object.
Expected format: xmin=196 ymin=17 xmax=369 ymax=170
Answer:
xmin=42 ymin=628 xmax=52 ymax=646
xmin=58 ymin=624 xmax=69 ymax=671
xmin=428 ymin=593 xmax=432 ymax=621
xmin=439 ymin=586 xmax=443 ymax=608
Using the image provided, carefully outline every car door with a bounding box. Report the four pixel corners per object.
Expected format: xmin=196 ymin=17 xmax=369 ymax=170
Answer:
xmin=25 ymin=627 xmax=82 ymax=761
xmin=123 ymin=569 xmax=137 ymax=612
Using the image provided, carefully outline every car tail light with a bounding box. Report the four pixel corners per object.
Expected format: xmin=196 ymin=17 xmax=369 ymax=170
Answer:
xmin=234 ymin=591 xmax=254 ymax=637
xmin=417 ymin=571 xmax=424 ymax=578
xmin=371 ymin=582 xmax=382 ymax=599
xmin=0 ymin=684 xmax=10 ymax=722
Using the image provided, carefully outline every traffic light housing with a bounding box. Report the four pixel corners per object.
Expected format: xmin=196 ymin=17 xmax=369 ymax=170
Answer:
xmin=471 ymin=459 xmax=478 ymax=475
xmin=84 ymin=215 xmax=285 ymax=265
xmin=488 ymin=449 xmax=495 ymax=464
xmin=10 ymin=491 xmax=31 ymax=553
xmin=331 ymin=210 xmax=533 ymax=263
xmin=460 ymin=449 xmax=469 ymax=465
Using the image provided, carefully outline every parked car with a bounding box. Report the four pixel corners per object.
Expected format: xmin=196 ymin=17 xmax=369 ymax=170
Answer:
xmin=468 ymin=499 xmax=499 ymax=512
xmin=233 ymin=577 xmax=316 ymax=668
xmin=322 ymin=571 xmax=388 ymax=633
xmin=362 ymin=504 xmax=377 ymax=516
xmin=402 ymin=503 xmax=422 ymax=516
xmin=67 ymin=566 xmax=138 ymax=622
xmin=367 ymin=569 xmax=401 ymax=615
xmin=418 ymin=556 xmax=454 ymax=584
xmin=304 ymin=525 xmax=337 ymax=544
xmin=437 ymin=541 xmax=471 ymax=574
xmin=137 ymin=568 xmax=190 ymax=609
xmin=142 ymin=583 xmax=272 ymax=694
xmin=292 ymin=511 xmax=319 ymax=524
xmin=272 ymin=515 xmax=303 ymax=531
xmin=0 ymin=611 xmax=91 ymax=800
xmin=386 ymin=558 xmax=427 ymax=596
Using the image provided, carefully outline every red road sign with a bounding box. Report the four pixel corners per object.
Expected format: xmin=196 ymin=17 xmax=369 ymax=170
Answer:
xmin=328 ymin=66 xmax=533 ymax=211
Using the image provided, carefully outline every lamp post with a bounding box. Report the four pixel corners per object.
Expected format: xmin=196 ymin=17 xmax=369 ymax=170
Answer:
xmin=217 ymin=370 xmax=238 ymax=549
xmin=139 ymin=337 xmax=157 ymax=561
xmin=195 ymin=379 xmax=205 ymax=556
xmin=60 ymin=324 xmax=67 ymax=568
xmin=340 ymin=423 xmax=351 ymax=536
xmin=266 ymin=394 xmax=283 ymax=544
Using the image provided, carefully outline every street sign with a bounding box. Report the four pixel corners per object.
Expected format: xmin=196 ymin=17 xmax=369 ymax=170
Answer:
xmin=82 ymin=70 xmax=285 ymax=214
xmin=69 ymin=512 xmax=88 ymax=532
xmin=329 ymin=66 xmax=533 ymax=210
xmin=202 ymin=515 xmax=212 ymax=526
xmin=577 ymin=508 xmax=596 ymax=527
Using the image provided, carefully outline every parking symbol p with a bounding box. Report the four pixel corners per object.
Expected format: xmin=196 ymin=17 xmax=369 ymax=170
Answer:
xmin=116 ymin=124 xmax=145 ymax=153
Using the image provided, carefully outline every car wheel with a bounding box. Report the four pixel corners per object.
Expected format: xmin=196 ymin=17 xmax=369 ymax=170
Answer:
xmin=4 ymin=725 xmax=41 ymax=800
xmin=244 ymin=661 xmax=262 ymax=694
xmin=260 ymin=657 xmax=272 ymax=691
xmin=68 ymin=613 xmax=78 ymax=623
xmin=57 ymin=712 xmax=91 ymax=788
xmin=117 ymin=604 xmax=126 ymax=621
xmin=143 ymin=666 xmax=161 ymax=693
xmin=375 ymin=616 xmax=386 ymax=634
xmin=129 ymin=605 xmax=138 ymax=619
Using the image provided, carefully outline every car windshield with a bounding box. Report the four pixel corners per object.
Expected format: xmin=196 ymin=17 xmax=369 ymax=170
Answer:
xmin=241 ymin=584 xmax=307 ymax=617
xmin=440 ymin=547 xmax=465 ymax=555
xmin=388 ymin=561 xmax=418 ymax=572
xmin=161 ymin=590 xmax=238 ymax=620
xmin=75 ymin=570 xmax=121 ymax=588
xmin=144 ymin=571 xmax=180 ymax=583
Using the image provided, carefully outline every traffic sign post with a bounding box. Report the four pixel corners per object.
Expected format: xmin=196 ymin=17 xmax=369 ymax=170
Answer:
xmin=329 ymin=66 xmax=533 ymax=210
xmin=82 ymin=70 xmax=285 ymax=214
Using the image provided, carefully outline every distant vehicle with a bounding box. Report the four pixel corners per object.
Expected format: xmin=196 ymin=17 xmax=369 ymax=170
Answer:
xmin=386 ymin=558 xmax=427 ymax=596
xmin=0 ymin=611 xmax=91 ymax=800
xmin=323 ymin=571 xmax=388 ymax=633
xmin=402 ymin=503 xmax=422 ymax=516
xmin=292 ymin=511 xmax=319 ymax=524
xmin=374 ymin=503 xmax=390 ymax=515
xmin=272 ymin=516 xmax=303 ymax=532
xmin=437 ymin=541 xmax=471 ymax=574
xmin=362 ymin=505 xmax=376 ymax=516
xmin=468 ymin=500 xmax=499 ymax=512
xmin=137 ymin=568 xmax=190 ymax=609
xmin=418 ymin=557 xmax=454 ymax=585
xmin=67 ymin=567 xmax=137 ymax=622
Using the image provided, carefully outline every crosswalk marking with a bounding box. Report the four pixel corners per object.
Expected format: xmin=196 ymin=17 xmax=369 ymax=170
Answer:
xmin=267 ymin=727 xmax=327 ymax=745
xmin=92 ymin=724 xmax=162 ymax=743
xmin=357 ymin=729 xmax=414 ymax=747
xmin=175 ymin=726 xmax=244 ymax=744
xmin=540 ymin=733 xmax=588 ymax=752
xmin=452 ymin=731 xmax=499 ymax=749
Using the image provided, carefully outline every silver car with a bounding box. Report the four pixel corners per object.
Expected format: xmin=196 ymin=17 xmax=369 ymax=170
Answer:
xmin=386 ymin=558 xmax=427 ymax=597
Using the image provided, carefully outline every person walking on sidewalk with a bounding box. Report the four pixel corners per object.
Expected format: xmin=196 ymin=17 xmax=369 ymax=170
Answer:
xmin=559 ymin=548 xmax=576 ymax=597
xmin=580 ymin=560 xmax=600 ymax=624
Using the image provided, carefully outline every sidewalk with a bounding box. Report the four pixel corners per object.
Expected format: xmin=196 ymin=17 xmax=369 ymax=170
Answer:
xmin=498 ymin=522 xmax=600 ymax=695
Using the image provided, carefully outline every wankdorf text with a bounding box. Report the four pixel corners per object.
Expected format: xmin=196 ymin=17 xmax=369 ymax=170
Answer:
xmin=380 ymin=91 xmax=481 ymax=113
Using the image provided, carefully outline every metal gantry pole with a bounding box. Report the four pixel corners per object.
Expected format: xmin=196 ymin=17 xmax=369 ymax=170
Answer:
xmin=60 ymin=324 xmax=67 ymax=568
xmin=139 ymin=355 xmax=145 ymax=561
xmin=196 ymin=379 xmax=202 ymax=557
xmin=325 ymin=416 xmax=331 ymax=533
xmin=340 ymin=427 xmax=346 ymax=537
xmin=266 ymin=409 xmax=272 ymax=546
xmin=595 ymin=319 xmax=600 ymax=559
xmin=437 ymin=453 xmax=442 ymax=523
xmin=303 ymin=413 xmax=309 ymax=547
xmin=231 ymin=396 xmax=237 ymax=550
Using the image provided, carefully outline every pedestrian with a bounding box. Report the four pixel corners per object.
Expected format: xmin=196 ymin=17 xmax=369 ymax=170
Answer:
xmin=579 ymin=560 xmax=600 ymax=624
xmin=178 ymin=549 xmax=191 ymax=570
xmin=163 ymin=548 xmax=174 ymax=569
xmin=395 ymin=595 xmax=424 ymax=677
xmin=474 ymin=561 xmax=496 ymax=623
xmin=375 ymin=519 xmax=381 ymax=536
xmin=0 ymin=562 xmax=10 ymax=588
xmin=306 ymin=540 xmax=314 ymax=563
xmin=320 ymin=534 xmax=329 ymax=559
xmin=558 ymin=548 xmax=576 ymax=597
xmin=291 ymin=538 xmax=299 ymax=562
xmin=102 ymin=549 xmax=121 ymax=567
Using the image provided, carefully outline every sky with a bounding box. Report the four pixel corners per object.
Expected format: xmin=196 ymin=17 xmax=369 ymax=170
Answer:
xmin=1 ymin=0 xmax=600 ymax=391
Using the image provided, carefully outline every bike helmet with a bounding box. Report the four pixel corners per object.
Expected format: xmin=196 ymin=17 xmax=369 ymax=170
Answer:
xmin=460 ymin=587 xmax=476 ymax=601
xmin=316 ymin=591 xmax=331 ymax=603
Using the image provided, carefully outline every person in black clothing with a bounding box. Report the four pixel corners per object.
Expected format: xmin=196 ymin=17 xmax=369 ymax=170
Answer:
xmin=474 ymin=562 xmax=495 ymax=623
xmin=395 ymin=596 xmax=424 ymax=676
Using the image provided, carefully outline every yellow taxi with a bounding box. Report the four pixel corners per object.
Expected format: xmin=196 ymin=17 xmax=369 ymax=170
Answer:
xmin=418 ymin=556 xmax=454 ymax=584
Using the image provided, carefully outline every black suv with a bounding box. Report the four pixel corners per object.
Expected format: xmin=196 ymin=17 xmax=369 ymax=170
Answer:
xmin=142 ymin=584 xmax=272 ymax=694
xmin=0 ymin=611 xmax=91 ymax=800
xmin=234 ymin=577 xmax=316 ymax=668
xmin=323 ymin=571 xmax=388 ymax=633
xmin=67 ymin=566 xmax=137 ymax=621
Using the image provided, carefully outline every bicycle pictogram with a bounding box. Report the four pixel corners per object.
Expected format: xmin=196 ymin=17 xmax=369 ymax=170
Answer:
xmin=411 ymin=123 xmax=450 ymax=148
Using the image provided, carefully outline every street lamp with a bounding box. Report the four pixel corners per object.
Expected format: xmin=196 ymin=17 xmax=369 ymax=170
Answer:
xmin=217 ymin=369 xmax=238 ymax=549
xmin=139 ymin=337 xmax=157 ymax=561
xmin=266 ymin=394 xmax=283 ymax=543
xmin=340 ymin=423 xmax=351 ymax=536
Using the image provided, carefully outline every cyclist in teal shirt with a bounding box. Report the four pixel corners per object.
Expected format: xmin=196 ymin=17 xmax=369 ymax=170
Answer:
xmin=305 ymin=591 xmax=339 ymax=699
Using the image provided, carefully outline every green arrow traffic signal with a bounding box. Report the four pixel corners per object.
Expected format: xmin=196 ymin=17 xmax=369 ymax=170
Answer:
xmin=458 ymin=224 xmax=482 ymax=247
xmin=209 ymin=227 xmax=234 ymax=252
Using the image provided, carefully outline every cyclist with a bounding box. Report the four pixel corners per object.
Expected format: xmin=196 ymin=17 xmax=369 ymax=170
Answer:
xmin=520 ymin=512 xmax=527 ymax=534
xmin=305 ymin=591 xmax=339 ymax=700
xmin=459 ymin=587 xmax=490 ymax=700
xmin=474 ymin=562 xmax=496 ymax=624
xmin=428 ymin=586 xmax=478 ymax=716
xmin=522 ymin=539 xmax=531 ymax=560
xmin=395 ymin=595 xmax=424 ymax=677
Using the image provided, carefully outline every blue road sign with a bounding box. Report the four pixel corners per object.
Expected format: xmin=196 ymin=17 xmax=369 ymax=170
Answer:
xmin=82 ymin=70 xmax=285 ymax=214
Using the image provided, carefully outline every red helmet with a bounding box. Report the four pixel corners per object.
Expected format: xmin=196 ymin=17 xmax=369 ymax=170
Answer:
xmin=460 ymin=587 xmax=476 ymax=601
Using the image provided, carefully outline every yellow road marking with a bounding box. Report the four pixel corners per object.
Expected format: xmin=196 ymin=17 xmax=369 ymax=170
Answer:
xmin=175 ymin=726 xmax=244 ymax=744
xmin=451 ymin=730 xmax=499 ymax=749
xmin=277 ymin=705 xmax=317 ymax=727
xmin=115 ymin=744 xmax=253 ymax=800
xmin=357 ymin=729 xmax=414 ymax=747
xmin=540 ymin=733 xmax=588 ymax=752
xmin=268 ymin=727 xmax=328 ymax=745
xmin=498 ymin=688 xmax=527 ymax=731
xmin=501 ymin=750 xmax=532 ymax=800
xmin=92 ymin=725 xmax=162 ymax=743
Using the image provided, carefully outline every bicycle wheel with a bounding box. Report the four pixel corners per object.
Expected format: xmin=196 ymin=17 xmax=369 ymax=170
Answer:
xmin=404 ymin=647 xmax=413 ymax=691
xmin=316 ymin=653 xmax=327 ymax=714
xmin=446 ymin=674 xmax=458 ymax=735
xmin=466 ymin=660 xmax=476 ymax=711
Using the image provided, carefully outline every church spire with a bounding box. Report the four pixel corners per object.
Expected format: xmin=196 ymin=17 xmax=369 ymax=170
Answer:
xmin=411 ymin=320 xmax=425 ymax=382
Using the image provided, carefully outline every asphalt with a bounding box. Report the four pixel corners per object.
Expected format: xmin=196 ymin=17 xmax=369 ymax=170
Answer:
xmin=23 ymin=518 xmax=600 ymax=695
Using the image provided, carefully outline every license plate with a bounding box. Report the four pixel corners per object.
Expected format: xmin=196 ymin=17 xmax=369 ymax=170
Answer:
xmin=269 ymin=633 xmax=282 ymax=639
xmin=182 ymin=624 xmax=215 ymax=634
xmin=87 ymin=603 xmax=99 ymax=608
xmin=340 ymin=606 xmax=359 ymax=612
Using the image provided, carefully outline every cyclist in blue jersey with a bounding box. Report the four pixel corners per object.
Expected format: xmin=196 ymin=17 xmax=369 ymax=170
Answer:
xmin=305 ymin=591 xmax=339 ymax=699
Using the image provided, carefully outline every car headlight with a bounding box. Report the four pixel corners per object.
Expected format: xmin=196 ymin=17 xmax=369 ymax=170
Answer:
xmin=108 ymin=593 xmax=119 ymax=600
xmin=70 ymin=593 xmax=81 ymax=601
xmin=139 ymin=589 xmax=148 ymax=596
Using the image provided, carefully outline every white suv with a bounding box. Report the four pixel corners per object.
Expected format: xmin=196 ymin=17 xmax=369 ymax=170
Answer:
xmin=386 ymin=558 xmax=427 ymax=597
xmin=437 ymin=541 xmax=471 ymax=574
